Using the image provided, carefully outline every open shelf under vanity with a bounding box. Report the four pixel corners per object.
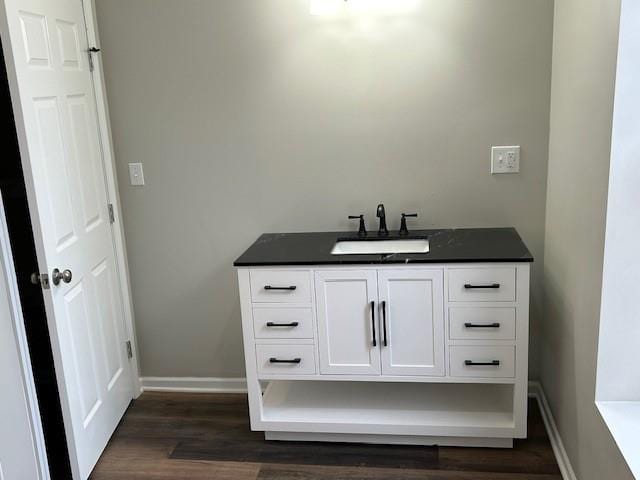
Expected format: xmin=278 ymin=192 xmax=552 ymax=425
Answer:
xmin=257 ymin=380 xmax=516 ymax=447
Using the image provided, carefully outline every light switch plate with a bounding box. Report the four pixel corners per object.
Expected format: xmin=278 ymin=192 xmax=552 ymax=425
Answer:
xmin=128 ymin=162 xmax=145 ymax=186
xmin=491 ymin=146 xmax=520 ymax=174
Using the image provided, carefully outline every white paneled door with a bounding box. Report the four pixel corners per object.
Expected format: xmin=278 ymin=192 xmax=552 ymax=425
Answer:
xmin=378 ymin=270 xmax=444 ymax=376
xmin=0 ymin=0 xmax=134 ymax=478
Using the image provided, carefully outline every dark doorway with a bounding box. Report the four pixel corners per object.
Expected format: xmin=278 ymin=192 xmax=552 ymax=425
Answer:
xmin=0 ymin=42 xmax=73 ymax=479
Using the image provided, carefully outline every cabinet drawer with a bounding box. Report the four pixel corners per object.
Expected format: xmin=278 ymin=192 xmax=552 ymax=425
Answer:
xmin=449 ymin=346 xmax=515 ymax=378
xmin=250 ymin=270 xmax=312 ymax=303
xmin=253 ymin=308 xmax=314 ymax=339
xmin=256 ymin=345 xmax=316 ymax=376
xmin=448 ymin=268 xmax=516 ymax=302
xmin=449 ymin=307 xmax=516 ymax=340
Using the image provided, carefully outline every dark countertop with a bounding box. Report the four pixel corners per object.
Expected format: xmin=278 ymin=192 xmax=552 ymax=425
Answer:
xmin=234 ymin=227 xmax=533 ymax=266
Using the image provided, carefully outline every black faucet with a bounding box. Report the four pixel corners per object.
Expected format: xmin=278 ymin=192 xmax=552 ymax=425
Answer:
xmin=376 ymin=204 xmax=389 ymax=236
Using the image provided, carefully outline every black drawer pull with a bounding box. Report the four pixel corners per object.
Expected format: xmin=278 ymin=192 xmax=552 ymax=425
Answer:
xmin=465 ymin=360 xmax=500 ymax=366
xmin=269 ymin=357 xmax=301 ymax=364
xmin=266 ymin=322 xmax=299 ymax=328
xmin=370 ymin=301 xmax=377 ymax=347
xmin=264 ymin=285 xmax=297 ymax=291
xmin=464 ymin=283 xmax=500 ymax=289
xmin=464 ymin=322 xmax=501 ymax=328
xmin=382 ymin=300 xmax=388 ymax=347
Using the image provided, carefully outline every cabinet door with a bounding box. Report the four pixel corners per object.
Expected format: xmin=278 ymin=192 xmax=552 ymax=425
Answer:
xmin=315 ymin=270 xmax=381 ymax=375
xmin=378 ymin=269 xmax=445 ymax=376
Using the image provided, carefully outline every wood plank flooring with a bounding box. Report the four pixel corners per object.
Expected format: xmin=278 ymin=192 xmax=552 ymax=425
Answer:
xmin=90 ymin=393 xmax=561 ymax=480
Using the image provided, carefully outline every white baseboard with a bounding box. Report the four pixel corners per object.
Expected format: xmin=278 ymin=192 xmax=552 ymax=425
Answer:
xmin=140 ymin=376 xmax=247 ymax=393
xmin=139 ymin=376 xmax=574 ymax=478
xmin=528 ymin=380 xmax=577 ymax=480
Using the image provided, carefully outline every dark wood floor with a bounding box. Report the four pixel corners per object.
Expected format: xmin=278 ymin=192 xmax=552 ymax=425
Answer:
xmin=90 ymin=392 xmax=562 ymax=480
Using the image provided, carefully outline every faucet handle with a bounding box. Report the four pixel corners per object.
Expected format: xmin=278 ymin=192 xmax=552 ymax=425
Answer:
xmin=348 ymin=215 xmax=367 ymax=237
xmin=399 ymin=213 xmax=418 ymax=236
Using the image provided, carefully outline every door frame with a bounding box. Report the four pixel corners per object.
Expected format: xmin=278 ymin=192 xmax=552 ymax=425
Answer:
xmin=0 ymin=197 xmax=50 ymax=479
xmin=0 ymin=0 xmax=141 ymax=406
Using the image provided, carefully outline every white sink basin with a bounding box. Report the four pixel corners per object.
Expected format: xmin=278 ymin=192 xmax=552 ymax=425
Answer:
xmin=331 ymin=239 xmax=430 ymax=255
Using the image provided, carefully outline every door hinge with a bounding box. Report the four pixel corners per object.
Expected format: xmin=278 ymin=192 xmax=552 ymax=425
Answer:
xmin=108 ymin=203 xmax=115 ymax=224
xmin=126 ymin=340 xmax=133 ymax=359
xmin=88 ymin=46 xmax=101 ymax=72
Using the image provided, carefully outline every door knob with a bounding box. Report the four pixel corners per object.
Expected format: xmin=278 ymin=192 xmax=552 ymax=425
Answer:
xmin=52 ymin=268 xmax=73 ymax=285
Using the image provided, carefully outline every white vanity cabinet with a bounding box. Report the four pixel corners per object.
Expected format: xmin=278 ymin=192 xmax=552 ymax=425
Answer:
xmin=237 ymin=262 xmax=530 ymax=448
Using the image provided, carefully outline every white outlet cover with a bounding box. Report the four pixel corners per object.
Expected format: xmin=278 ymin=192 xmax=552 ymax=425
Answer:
xmin=491 ymin=146 xmax=520 ymax=174
xmin=128 ymin=162 xmax=145 ymax=186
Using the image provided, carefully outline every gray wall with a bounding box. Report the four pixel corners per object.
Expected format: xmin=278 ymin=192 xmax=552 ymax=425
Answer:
xmin=95 ymin=0 xmax=553 ymax=378
xmin=542 ymin=0 xmax=633 ymax=478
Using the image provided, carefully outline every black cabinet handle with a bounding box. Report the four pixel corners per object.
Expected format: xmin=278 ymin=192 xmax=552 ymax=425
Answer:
xmin=370 ymin=301 xmax=377 ymax=347
xmin=382 ymin=300 xmax=388 ymax=347
xmin=464 ymin=360 xmax=500 ymax=366
xmin=269 ymin=357 xmax=301 ymax=364
xmin=266 ymin=322 xmax=299 ymax=327
xmin=464 ymin=283 xmax=500 ymax=289
xmin=264 ymin=285 xmax=297 ymax=291
xmin=464 ymin=322 xmax=501 ymax=328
